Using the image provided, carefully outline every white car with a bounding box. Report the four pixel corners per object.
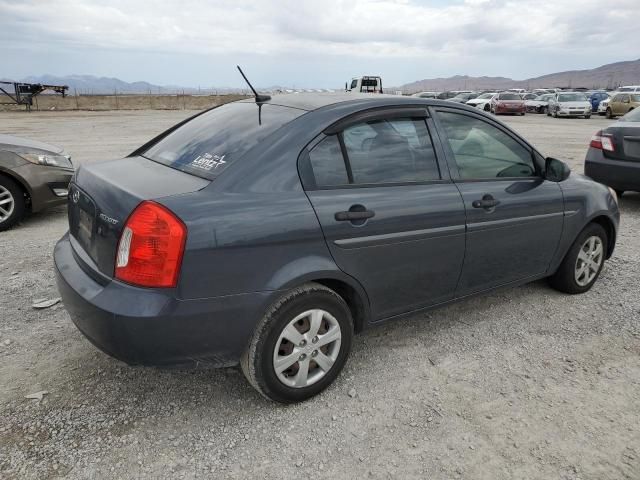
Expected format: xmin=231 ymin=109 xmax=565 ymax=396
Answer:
xmin=465 ymin=92 xmax=496 ymax=111
xmin=525 ymin=93 xmax=555 ymax=114
xmin=411 ymin=91 xmax=439 ymax=99
xmin=598 ymin=93 xmax=615 ymax=115
xmin=617 ymin=85 xmax=640 ymax=93
xmin=547 ymin=92 xmax=592 ymax=118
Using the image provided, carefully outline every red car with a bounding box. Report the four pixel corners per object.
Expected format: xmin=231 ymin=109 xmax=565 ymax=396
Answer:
xmin=491 ymin=92 xmax=526 ymax=115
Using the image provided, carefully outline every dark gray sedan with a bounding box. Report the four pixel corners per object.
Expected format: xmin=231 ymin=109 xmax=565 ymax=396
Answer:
xmin=0 ymin=135 xmax=74 ymax=231
xmin=585 ymin=107 xmax=640 ymax=195
xmin=55 ymin=94 xmax=619 ymax=403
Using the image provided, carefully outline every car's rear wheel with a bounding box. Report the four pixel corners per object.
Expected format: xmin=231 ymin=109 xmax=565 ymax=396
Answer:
xmin=241 ymin=282 xmax=353 ymax=403
xmin=0 ymin=175 xmax=26 ymax=232
xmin=548 ymin=223 xmax=607 ymax=294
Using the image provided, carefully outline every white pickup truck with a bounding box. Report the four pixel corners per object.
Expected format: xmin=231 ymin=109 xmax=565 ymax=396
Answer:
xmin=346 ymin=76 xmax=383 ymax=94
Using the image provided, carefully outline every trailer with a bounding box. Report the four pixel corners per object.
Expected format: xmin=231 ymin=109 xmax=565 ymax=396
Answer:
xmin=0 ymin=81 xmax=69 ymax=111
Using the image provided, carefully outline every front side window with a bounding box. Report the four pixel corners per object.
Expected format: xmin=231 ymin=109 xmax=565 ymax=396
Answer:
xmin=437 ymin=111 xmax=536 ymax=180
xmin=341 ymin=118 xmax=440 ymax=184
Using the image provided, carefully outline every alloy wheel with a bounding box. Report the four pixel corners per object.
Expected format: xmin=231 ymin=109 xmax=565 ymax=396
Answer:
xmin=0 ymin=185 xmax=15 ymax=223
xmin=574 ymin=236 xmax=603 ymax=287
xmin=272 ymin=309 xmax=342 ymax=388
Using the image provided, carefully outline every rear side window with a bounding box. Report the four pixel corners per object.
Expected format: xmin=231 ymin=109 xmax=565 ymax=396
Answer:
xmin=143 ymin=102 xmax=303 ymax=180
xmin=342 ymin=118 xmax=440 ymax=184
xmin=437 ymin=111 xmax=536 ymax=179
xmin=308 ymin=136 xmax=349 ymax=187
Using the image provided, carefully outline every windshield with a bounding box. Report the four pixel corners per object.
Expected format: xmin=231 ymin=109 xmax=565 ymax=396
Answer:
xmin=477 ymin=93 xmax=494 ymax=99
xmin=143 ymin=102 xmax=303 ymax=180
xmin=535 ymin=95 xmax=551 ymax=100
xmin=618 ymin=87 xmax=634 ymax=92
xmin=499 ymin=93 xmax=520 ymax=100
xmin=632 ymin=94 xmax=640 ymax=102
xmin=558 ymin=93 xmax=587 ymax=102
xmin=622 ymin=108 xmax=640 ymax=122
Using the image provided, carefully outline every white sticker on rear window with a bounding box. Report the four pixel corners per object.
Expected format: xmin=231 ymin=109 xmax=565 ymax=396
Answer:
xmin=190 ymin=153 xmax=226 ymax=171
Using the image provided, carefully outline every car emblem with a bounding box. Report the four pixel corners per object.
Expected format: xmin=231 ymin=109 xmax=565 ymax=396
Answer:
xmin=72 ymin=189 xmax=80 ymax=204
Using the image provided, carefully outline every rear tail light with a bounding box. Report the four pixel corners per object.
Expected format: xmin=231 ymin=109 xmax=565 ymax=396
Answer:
xmin=115 ymin=201 xmax=187 ymax=288
xmin=590 ymin=130 xmax=615 ymax=152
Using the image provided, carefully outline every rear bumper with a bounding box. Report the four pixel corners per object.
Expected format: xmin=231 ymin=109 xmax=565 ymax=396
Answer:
xmin=54 ymin=233 xmax=271 ymax=367
xmin=11 ymin=163 xmax=73 ymax=212
xmin=584 ymin=148 xmax=640 ymax=192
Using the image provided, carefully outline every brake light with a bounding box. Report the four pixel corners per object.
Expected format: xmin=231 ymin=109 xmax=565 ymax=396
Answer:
xmin=590 ymin=130 xmax=615 ymax=152
xmin=115 ymin=201 xmax=187 ymax=288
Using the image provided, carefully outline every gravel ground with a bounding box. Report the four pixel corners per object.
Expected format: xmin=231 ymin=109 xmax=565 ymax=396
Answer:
xmin=0 ymin=110 xmax=639 ymax=480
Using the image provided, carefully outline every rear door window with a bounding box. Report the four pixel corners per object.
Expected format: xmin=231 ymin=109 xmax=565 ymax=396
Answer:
xmin=143 ymin=102 xmax=303 ymax=180
xmin=342 ymin=118 xmax=440 ymax=184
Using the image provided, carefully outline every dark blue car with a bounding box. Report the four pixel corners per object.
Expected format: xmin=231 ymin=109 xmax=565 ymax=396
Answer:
xmin=588 ymin=91 xmax=609 ymax=112
xmin=55 ymin=94 xmax=620 ymax=403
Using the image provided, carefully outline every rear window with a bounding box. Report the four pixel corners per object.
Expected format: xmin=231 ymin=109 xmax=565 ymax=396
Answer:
xmin=143 ymin=102 xmax=303 ymax=180
xmin=499 ymin=93 xmax=520 ymax=100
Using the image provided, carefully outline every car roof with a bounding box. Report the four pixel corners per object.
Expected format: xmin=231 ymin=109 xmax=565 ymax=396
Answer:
xmin=237 ymin=93 xmax=450 ymax=112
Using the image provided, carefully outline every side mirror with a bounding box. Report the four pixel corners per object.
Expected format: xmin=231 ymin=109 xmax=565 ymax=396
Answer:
xmin=545 ymin=157 xmax=571 ymax=182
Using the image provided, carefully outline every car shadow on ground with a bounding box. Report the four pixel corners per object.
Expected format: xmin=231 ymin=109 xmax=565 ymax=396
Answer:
xmin=47 ymin=279 xmax=552 ymax=411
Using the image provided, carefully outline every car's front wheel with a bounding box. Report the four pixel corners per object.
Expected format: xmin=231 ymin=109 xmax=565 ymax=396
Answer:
xmin=241 ymin=283 xmax=353 ymax=403
xmin=484 ymin=103 xmax=490 ymax=112
xmin=606 ymin=108 xmax=613 ymax=119
xmin=548 ymin=223 xmax=607 ymax=294
xmin=0 ymin=175 xmax=26 ymax=232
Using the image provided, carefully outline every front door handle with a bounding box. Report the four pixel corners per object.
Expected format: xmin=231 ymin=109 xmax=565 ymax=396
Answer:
xmin=472 ymin=195 xmax=500 ymax=209
xmin=335 ymin=210 xmax=375 ymax=221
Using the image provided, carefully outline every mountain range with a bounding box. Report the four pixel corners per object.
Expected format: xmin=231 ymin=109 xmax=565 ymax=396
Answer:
xmin=398 ymin=59 xmax=640 ymax=93
xmin=3 ymin=58 xmax=639 ymax=94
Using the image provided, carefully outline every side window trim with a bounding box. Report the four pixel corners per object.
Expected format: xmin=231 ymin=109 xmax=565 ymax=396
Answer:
xmin=429 ymin=106 xmax=543 ymax=181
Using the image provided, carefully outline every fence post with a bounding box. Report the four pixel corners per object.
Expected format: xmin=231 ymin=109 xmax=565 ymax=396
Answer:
xmin=74 ymin=89 xmax=79 ymax=110
xmin=114 ymin=89 xmax=119 ymax=110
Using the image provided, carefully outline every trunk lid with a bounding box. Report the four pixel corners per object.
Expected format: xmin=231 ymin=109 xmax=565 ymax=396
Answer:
xmin=68 ymin=156 xmax=209 ymax=277
xmin=603 ymin=123 xmax=640 ymax=161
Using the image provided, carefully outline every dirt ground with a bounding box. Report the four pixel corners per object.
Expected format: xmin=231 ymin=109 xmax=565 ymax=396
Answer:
xmin=0 ymin=109 xmax=638 ymax=480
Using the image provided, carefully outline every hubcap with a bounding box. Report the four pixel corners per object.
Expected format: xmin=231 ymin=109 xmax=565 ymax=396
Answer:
xmin=273 ymin=309 xmax=342 ymax=388
xmin=575 ymin=236 xmax=603 ymax=287
xmin=0 ymin=186 xmax=15 ymax=223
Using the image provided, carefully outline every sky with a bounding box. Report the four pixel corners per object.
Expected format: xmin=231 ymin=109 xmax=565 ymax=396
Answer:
xmin=1 ymin=0 xmax=639 ymax=89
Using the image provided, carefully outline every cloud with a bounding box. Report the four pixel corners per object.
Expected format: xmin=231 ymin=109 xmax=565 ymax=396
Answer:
xmin=1 ymin=0 xmax=638 ymax=87
xmin=1 ymin=0 xmax=638 ymax=58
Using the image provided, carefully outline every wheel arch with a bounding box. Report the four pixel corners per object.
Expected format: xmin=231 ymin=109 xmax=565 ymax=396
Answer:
xmin=0 ymin=168 xmax=32 ymax=203
xmin=590 ymin=214 xmax=616 ymax=258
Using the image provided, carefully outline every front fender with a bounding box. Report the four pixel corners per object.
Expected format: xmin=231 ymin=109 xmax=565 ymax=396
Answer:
xmin=549 ymin=174 xmax=620 ymax=273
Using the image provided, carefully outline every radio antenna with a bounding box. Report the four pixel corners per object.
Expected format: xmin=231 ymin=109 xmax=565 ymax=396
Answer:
xmin=236 ymin=66 xmax=271 ymax=103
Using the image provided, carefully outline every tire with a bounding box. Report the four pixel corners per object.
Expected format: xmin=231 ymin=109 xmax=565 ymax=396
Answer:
xmin=0 ymin=175 xmax=26 ymax=232
xmin=615 ymin=190 xmax=624 ymax=198
xmin=606 ymin=108 xmax=613 ymax=119
xmin=520 ymin=112 xmax=525 ymax=116
xmin=584 ymin=115 xmax=591 ymax=119
xmin=484 ymin=103 xmax=490 ymax=112
xmin=553 ymin=108 xmax=559 ymax=118
xmin=241 ymin=282 xmax=354 ymax=403
xmin=548 ymin=223 xmax=607 ymax=294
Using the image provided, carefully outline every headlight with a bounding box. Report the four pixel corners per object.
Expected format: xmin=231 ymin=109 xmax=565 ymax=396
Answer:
xmin=608 ymin=187 xmax=618 ymax=205
xmin=19 ymin=153 xmax=73 ymax=169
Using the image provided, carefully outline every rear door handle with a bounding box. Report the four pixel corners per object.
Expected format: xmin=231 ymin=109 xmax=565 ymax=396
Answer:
xmin=472 ymin=195 xmax=500 ymax=209
xmin=335 ymin=210 xmax=375 ymax=221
